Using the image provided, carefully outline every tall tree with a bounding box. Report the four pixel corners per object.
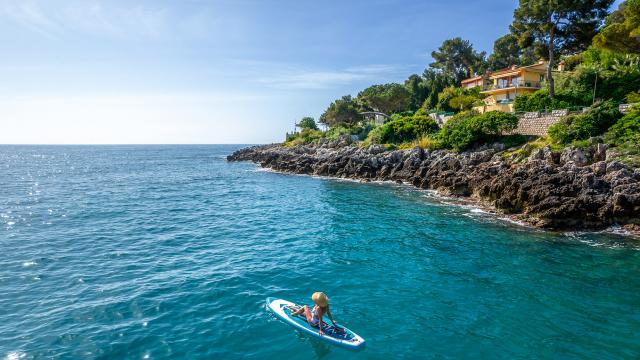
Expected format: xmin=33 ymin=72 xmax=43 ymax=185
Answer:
xmin=296 ymin=116 xmax=318 ymax=130
xmin=488 ymin=34 xmax=523 ymax=69
xmin=511 ymin=0 xmax=614 ymax=98
xmin=319 ymin=95 xmax=362 ymax=127
xmin=404 ymin=74 xmax=428 ymax=111
xmin=420 ymin=69 xmax=456 ymax=111
xmin=357 ymin=83 xmax=411 ymax=115
xmin=593 ymin=0 xmax=640 ymax=54
xmin=430 ymin=37 xmax=487 ymax=85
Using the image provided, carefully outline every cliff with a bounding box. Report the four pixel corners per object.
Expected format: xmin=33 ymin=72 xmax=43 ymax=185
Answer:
xmin=228 ymin=141 xmax=640 ymax=232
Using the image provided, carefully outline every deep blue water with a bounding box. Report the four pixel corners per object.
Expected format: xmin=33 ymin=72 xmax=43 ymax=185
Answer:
xmin=1 ymin=145 xmax=640 ymax=360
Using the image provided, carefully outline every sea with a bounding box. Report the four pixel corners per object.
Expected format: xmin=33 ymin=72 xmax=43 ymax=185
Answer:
xmin=1 ymin=145 xmax=639 ymax=359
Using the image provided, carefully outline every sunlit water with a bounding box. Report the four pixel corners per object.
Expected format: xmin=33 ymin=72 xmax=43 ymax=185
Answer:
xmin=1 ymin=145 xmax=639 ymax=359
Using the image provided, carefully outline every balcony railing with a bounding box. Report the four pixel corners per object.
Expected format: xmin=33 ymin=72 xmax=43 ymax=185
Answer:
xmin=482 ymin=81 xmax=542 ymax=92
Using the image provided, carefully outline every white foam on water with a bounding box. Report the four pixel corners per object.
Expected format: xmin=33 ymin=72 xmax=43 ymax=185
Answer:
xmin=564 ymin=229 xmax=640 ymax=250
xmin=328 ymin=176 xmax=372 ymax=184
xmin=251 ymin=167 xmax=275 ymax=173
xmin=497 ymin=216 xmax=526 ymax=227
xmin=250 ymin=164 xmax=640 ymax=240
xmin=22 ymin=261 xmax=36 ymax=267
xmin=600 ymin=225 xmax=638 ymax=238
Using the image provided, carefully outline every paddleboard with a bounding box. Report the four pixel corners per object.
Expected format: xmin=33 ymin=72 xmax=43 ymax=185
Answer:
xmin=266 ymin=297 xmax=365 ymax=350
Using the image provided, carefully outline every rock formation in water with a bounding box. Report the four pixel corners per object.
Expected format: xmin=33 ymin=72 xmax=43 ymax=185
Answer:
xmin=227 ymin=139 xmax=640 ymax=232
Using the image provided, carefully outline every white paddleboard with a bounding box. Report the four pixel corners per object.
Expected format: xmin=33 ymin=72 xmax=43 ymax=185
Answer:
xmin=266 ymin=297 xmax=365 ymax=350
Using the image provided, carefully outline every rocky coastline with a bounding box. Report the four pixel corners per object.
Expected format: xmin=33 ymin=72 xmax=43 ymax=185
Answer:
xmin=227 ymin=140 xmax=640 ymax=233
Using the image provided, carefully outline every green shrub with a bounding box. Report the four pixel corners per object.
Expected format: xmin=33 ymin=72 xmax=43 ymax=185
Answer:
xmin=555 ymin=54 xmax=640 ymax=104
xmin=605 ymin=106 xmax=640 ymax=146
xmin=597 ymin=67 xmax=640 ymax=103
xmin=398 ymin=134 xmax=444 ymax=150
xmin=297 ymin=116 xmax=319 ymax=130
xmin=547 ymin=121 xmax=572 ymax=145
xmin=414 ymin=134 xmax=443 ymax=150
xmin=414 ymin=107 xmax=429 ymax=116
xmin=562 ymin=53 xmax=584 ymax=71
xmin=513 ymin=89 xmax=581 ymax=112
xmin=548 ymin=100 xmax=622 ymax=144
xmin=285 ymin=128 xmax=324 ymax=146
xmin=390 ymin=110 xmax=415 ymax=120
xmin=380 ymin=115 xmax=440 ymax=143
xmin=362 ymin=125 xmax=384 ymax=146
xmin=438 ymin=111 xmax=519 ymax=151
xmin=356 ymin=122 xmax=378 ymax=140
xmin=437 ymin=86 xmax=483 ymax=113
xmin=581 ymin=47 xmax=624 ymax=69
xmin=626 ymin=91 xmax=640 ymax=103
xmin=364 ymin=115 xmax=439 ymax=144
xmin=449 ymin=94 xmax=479 ymax=112
xmin=325 ymin=125 xmax=357 ymax=141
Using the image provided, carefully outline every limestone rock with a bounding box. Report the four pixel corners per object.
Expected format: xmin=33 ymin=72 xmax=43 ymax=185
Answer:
xmin=227 ymin=142 xmax=640 ymax=231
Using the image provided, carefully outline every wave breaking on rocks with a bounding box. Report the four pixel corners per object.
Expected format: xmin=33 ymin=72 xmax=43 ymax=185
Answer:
xmin=228 ymin=142 xmax=640 ymax=233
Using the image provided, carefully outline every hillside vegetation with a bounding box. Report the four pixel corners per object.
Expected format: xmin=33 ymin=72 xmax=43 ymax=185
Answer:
xmin=285 ymin=0 xmax=640 ymax=163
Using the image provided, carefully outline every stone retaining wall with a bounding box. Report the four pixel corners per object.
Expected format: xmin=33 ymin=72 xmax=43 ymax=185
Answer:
xmin=513 ymin=103 xmax=635 ymax=136
xmin=514 ymin=109 xmax=569 ymax=136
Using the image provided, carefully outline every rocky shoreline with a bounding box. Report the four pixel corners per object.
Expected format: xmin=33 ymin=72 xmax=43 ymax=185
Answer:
xmin=227 ymin=141 xmax=640 ymax=233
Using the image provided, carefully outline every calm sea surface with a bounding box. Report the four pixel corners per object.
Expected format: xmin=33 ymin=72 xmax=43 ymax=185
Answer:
xmin=1 ymin=145 xmax=639 ymax=359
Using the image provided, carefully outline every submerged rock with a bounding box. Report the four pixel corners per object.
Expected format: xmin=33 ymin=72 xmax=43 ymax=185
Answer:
xmin=227 ymin=143 xmax=640 ymax=231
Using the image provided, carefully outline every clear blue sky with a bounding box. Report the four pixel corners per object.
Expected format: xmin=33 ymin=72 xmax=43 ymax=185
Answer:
xmin=0 ymin=0 xmax=620 ymax=144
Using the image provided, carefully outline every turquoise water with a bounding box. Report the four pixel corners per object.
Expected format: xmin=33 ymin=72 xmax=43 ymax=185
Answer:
xmin=1 ymin=145 xmax=640 ymax=359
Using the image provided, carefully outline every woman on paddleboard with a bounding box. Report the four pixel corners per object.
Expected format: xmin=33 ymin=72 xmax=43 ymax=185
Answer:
xmin=288 ymin=292 xmax=336 ymax=336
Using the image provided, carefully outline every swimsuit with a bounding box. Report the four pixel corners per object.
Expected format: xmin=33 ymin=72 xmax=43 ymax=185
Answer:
xmin=310 ymin=306 xmax=320 ymax=327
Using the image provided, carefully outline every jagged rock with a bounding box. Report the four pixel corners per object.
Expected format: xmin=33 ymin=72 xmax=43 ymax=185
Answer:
xmin=529 ymin=147 xmax=559 ymax=164
xmin=560 ymin=148 xmax=589 ymax=166
xmin=591 ymin=161 xmax=607 ymax=176
xmin=227 ymin=143 xmax=640 ymax=231
xmin=606 ymin=149 xmax=621 ymax=161
xmin=368 ymin=145 xmax=385 ymax=155
xmin=594 ymin=143 xmax=608 ymax=162
xmin=607 ymin=161 xmax=626 ymax=173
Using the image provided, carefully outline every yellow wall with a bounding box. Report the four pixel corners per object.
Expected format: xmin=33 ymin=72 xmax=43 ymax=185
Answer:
xmin=522 ymin=71 xmax=544 ymax=83
xmin=465 ymin=62 xmax=550 ymax=113
xmin=482 ymin=87 xmax=538 ymax=108
xmin=473 ymin=103 xmax=514 ymax=114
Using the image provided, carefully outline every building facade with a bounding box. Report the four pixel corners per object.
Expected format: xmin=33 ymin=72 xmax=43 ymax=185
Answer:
xmin=464 ymin=61 xmax=551 ymax=113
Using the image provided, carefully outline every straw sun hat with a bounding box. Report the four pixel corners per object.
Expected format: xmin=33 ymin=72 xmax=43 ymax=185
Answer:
xmin=311 ymin=292 xmax=329 ymax=307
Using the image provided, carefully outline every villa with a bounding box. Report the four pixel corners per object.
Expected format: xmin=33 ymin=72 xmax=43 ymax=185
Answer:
xmin=464 ymin=60 xmax=564 ymax=113
xmin=461 ymin=75 xmax=491 ymax=90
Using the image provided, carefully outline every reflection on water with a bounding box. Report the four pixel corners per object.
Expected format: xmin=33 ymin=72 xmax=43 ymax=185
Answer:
xmin=0 ymin=145 xmax=639 ymax=360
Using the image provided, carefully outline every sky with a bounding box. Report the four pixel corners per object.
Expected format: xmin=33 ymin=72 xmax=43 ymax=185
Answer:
xmin=0 ymin=0 xmax=618 ymax=144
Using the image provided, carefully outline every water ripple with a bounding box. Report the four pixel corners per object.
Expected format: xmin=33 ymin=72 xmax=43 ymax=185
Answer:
xmin=0 ymin=145 xmax=639 ymax=359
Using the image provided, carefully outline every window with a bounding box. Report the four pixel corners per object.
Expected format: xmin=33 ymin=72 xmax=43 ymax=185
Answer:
xmin=540 ymin=74 xmax=545 ymax=82
xmin=513 ymin=77 xmax=522 ymax=86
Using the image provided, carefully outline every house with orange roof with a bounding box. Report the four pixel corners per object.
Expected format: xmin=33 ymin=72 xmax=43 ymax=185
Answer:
xmin=461 ymin=75 xmax=490 ymax=90
xmin=462 ymin=60 xmax=563 ymax=113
